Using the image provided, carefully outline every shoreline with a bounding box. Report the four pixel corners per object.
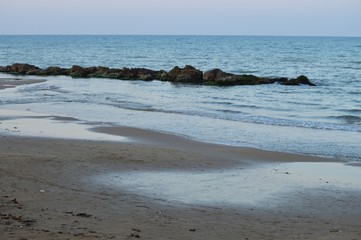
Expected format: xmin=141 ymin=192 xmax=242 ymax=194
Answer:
xmin=0 ymin=104 xmax=342 ymax=164
xmin=91 ymin=125 xmax=339 ymax=165
xmin=0 ymin=107 xmax=339 ymax=166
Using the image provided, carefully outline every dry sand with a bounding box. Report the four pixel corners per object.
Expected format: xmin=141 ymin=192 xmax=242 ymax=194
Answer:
xmin=0 ymin=130 xmax=360 ymax=240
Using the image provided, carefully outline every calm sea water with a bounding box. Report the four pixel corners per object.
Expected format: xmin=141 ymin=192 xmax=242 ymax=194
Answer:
xmin=0 ymin=35 xmax=360 ymax=161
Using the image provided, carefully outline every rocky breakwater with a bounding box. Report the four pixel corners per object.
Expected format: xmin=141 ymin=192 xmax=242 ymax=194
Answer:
xmin=0 ymin=63 xmax=316 ymax=86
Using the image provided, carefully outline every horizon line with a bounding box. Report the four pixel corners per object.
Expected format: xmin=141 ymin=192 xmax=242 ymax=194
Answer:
xmin=0 ymin=34 xmax=360 ymax=38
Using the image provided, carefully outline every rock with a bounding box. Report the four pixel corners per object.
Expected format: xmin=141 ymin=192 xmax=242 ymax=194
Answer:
xmin=0 ymin=66 xmax=7 ymax=72
xmin=204 ymin=69 xmax=284 ymax=86
xmin=0 ymin=63 xmax=315 ymax=86
xmin=168 ymin=65 xmax=203 ymax=83
xmin=157 ymin=70 xmax=170 ymax=81
xmin=89 ymin=66 xmax=110 ymax=78
xmin=272 ymin=77 xmax=288 ymax=83
xmin=70 ymin=65 xmax=88 ymax=78
xmin=8 ymin=63 xmax=40 ymax=74
xmin=27 ymin=69 xmax=46 ymax=75
xmin=45 ymin=66 xmax=68 ymax=75
xmin=129 ymin=68 xmax=159 ymax=81
xmin=211 ymin=74 xmax=266 ymax=86
xmin=84 ymin=66 xmax=98 ymax=75
xmin=203 ymin=68 xmax=233 ymax=84
xmin=87 ymin=66 xmax=113 ymax=78
xmin=282 ymin=75 xmax=316 ymax=86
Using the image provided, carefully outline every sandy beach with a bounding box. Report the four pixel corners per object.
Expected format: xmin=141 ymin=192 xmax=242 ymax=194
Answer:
xmin=1 ymin=78 xmax=361 ymax=240
xmin=0 ymin=127 xmax=360 ymax=240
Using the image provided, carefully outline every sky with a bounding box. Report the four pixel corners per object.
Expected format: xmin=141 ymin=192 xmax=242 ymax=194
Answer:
xmin=1 ymin=0 xmax=361 ymax=36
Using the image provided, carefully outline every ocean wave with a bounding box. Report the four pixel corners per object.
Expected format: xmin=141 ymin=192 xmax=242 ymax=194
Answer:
xmin=200 ymin=101 xmax=233 ymax=105
xmin=127 ymin=56 xmax=148 ymax=59
xmin=333 ymin=115 xmax=361 ymax=125
xmin=230 ymin=69 xmax=258 ymax=74
xmin=100 ymin=101 xmax=361 ymax=132
xmin=347 ymin=91 xmax=361 ymax=95
xmin=338 ymin=108 xmax=361 ymax=113
xmin=342 ymin=66 xmax=361 ymax=70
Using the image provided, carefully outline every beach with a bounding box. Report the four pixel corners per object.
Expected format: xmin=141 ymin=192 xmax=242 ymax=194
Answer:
xmin=1 ymin=35 xmax=360 ymax=239
xmin=1 ymin=130 xmax=361 ymax=240
xmin=0 ymin=77 xmax=360 ymax=239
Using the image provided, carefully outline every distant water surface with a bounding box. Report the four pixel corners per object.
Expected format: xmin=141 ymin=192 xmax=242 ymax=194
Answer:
xmin=0 ymin=35 xmax=360 ymax=161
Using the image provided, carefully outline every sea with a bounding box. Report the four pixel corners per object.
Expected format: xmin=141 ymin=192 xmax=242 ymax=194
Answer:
xmin=0 ymin=35 xmax=360 ymax=162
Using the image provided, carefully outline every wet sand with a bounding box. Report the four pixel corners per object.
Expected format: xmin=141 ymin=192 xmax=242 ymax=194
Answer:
xmin=1 ymin=125 xmax=361 ymax=239
xmin=0 ymin=78 xmax=46 ymax=90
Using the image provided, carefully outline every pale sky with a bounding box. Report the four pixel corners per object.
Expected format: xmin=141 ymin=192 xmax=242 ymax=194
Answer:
xmin=1 ymin=0 xmax=360 ymax=36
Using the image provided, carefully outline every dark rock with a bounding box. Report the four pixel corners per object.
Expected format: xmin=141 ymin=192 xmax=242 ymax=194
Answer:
xmin=204 ymin=69 xmax=282 ymax=86
xmin=110 ymin=67 xmax=131 ymax=80
xmin=229 ymin=75 xmax=261 ymax=86
xmin=84 ymin=66 xmax=99 ymax=75
xmin=0 ymin=63 xmax=315 ymax=87
xmin=272 ymin=77 xmax=288 ymax=83
xmin=130 ymin=68 xmax=159 ymax=81
xmin=203 ymin=68 xmax=233 ymax=81
xmin=88 ymin=66 xmax=111 ymax=78
xmin=70 ymin=65 xmax=88 ymax=78
xmin=87 ymin=66 xmax=113 ymax=78
xmin=168 ymin=65 xmax=203 ymax=83
xmin=0 ymin=66 xmax=7 ymax=72
xmin=212 ymin=74 xmax=264 ymax=86
xmin=8 ymin=63 xmax=40 ymax=74
xmin=27 ymin=69 xmax=46 ymax=75
xmin=45 ymin=66 xmax=68 ymax=75
xmin=157 ymin=70 xmax=170 ymax=81
xmin=282 ymin=75 xmax=316 ymax=86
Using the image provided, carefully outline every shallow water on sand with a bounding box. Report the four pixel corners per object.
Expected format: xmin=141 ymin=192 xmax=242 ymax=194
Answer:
xmin=96 ymin=162 xmax=361 ymax=207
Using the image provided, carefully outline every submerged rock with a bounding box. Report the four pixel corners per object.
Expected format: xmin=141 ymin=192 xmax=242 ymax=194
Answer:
xmin=0 ymin=63 xmax=316 ymax=86
xmin=281 ymin=75 xmax=316 ymax=86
